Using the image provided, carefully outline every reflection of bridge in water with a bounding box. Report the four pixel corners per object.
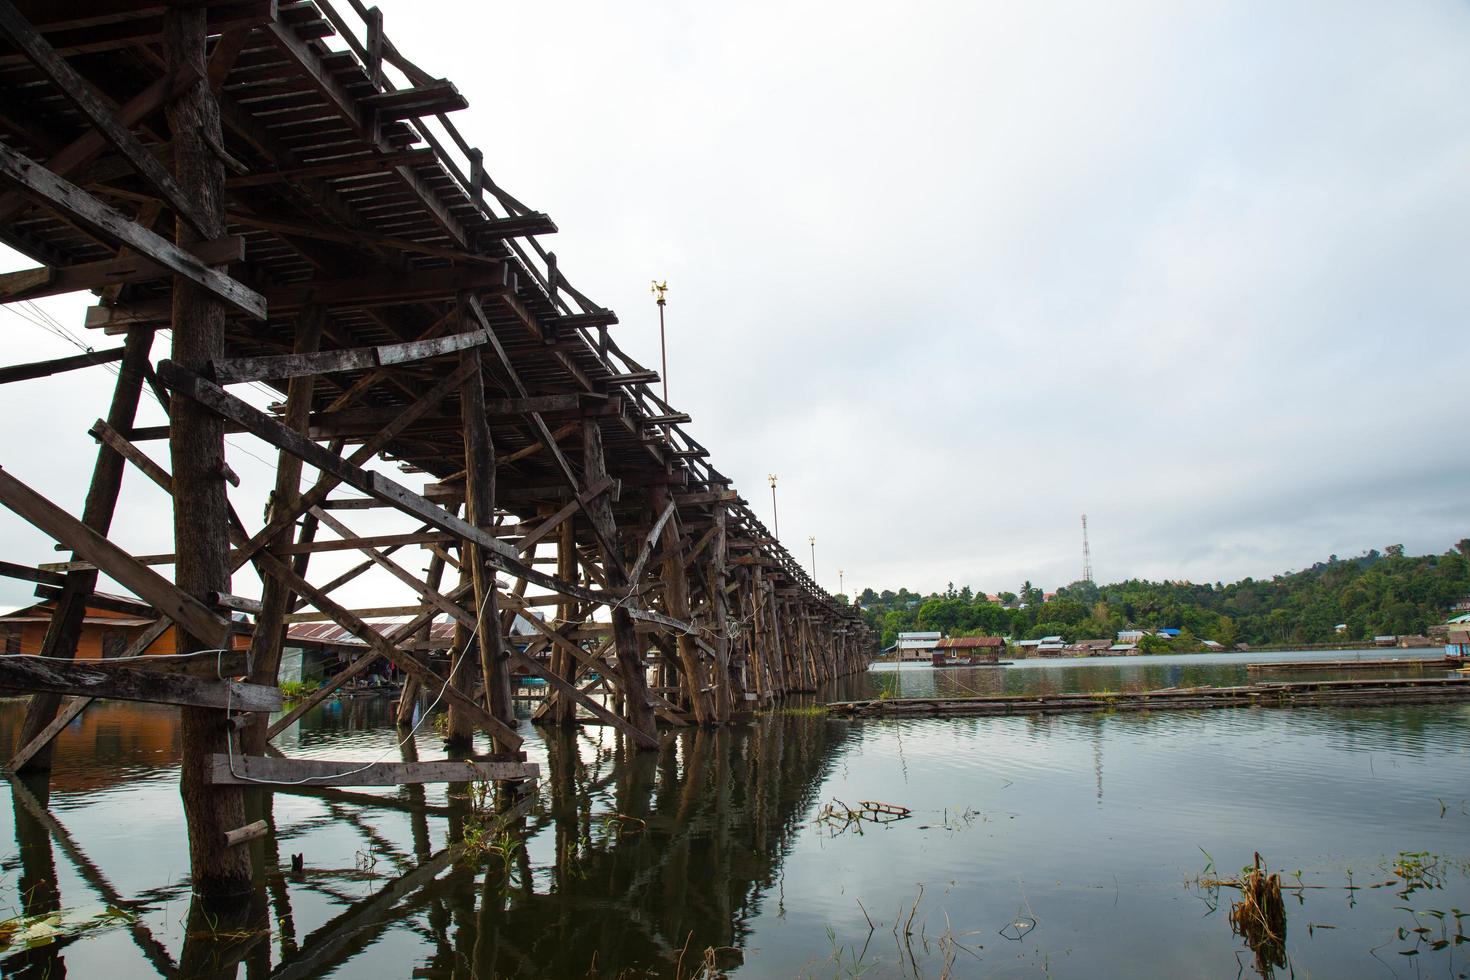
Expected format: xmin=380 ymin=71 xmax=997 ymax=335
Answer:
xmin=2 ymin=697 xmax=857 ymax=977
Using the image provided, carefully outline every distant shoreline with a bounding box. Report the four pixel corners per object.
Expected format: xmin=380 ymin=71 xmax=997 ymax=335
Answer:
xmin=869 ymin=638 xmax=1443 ymax=664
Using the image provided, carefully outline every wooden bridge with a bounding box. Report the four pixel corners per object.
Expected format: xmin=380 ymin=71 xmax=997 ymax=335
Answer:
xmin=0 ymin=0 xmax=870 ymax=893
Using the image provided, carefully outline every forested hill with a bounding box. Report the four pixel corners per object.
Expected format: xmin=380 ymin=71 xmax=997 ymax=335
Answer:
xmin=853 ymin=542 xmax=1470 ymax=650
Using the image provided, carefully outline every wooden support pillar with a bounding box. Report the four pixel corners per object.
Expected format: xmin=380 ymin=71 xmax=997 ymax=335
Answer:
xmin=708 ymin=506 xmax=738 ymax=715
xmin=397 ymin=550 xmax=446 ymax=727
xmin=545 ymin=515 xmax=578 ymax=726
xmin=458 ymin=340 xmax=513 ymax=752
xmin=444 ymin=542 xmax=478 ymax=750
xmin=582 ymin=420 xmax=657 ymax=743
xmin=166 ymin=2 xmax=250 ymax=895
xmin=12 ymin=327 xmax=153 ymax=772
xmin=651 ymin=487 xmax=714 ymax=724
xmin=243 ymin=306 xmax=322 ymax=755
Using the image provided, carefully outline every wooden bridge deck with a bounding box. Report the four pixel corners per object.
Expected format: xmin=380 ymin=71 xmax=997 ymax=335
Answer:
xmin=0 ymin=0 xmax=870 ymax=890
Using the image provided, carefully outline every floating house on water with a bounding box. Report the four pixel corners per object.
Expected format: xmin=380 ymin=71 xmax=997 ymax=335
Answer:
xmin=931 ymin=636 xmax=1005 ymax=665
xmin=895 ymin=631 xmax=943 ymax=662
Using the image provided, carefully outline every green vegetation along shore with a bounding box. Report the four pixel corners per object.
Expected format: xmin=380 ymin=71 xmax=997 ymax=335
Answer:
xmin=853 ymin=541 xmax=1470 ymax=651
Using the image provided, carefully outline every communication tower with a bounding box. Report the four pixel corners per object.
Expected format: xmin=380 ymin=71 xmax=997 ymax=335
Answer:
xmin=1081 ymin=514 xmax=1093 ymax=584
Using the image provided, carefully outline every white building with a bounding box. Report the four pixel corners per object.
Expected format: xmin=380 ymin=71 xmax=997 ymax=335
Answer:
xmin=896 ymin=631 xmax=942 ymax=662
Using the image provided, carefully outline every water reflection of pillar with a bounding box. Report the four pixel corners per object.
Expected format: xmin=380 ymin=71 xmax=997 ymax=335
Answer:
xmin=659 ymin=731 xmax=709 ymax=936
xmin=399 ymin=735 xmax=433 ymax=861
xmin=11 ymin=774 xmax=65 ymax=977
xmin=545 ymin=725 xmax=584 ymax=938
xmin=177 ymin=884 xmax=269 ymax=978
xmin=260 ymin=794 xmax=300 ymax=962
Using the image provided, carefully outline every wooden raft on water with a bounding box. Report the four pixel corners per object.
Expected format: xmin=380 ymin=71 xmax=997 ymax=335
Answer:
xmin=1246 ymin=657 xmax=1462 ymax=672
xmin=826 ymin=675 xmax=1470 ymax=719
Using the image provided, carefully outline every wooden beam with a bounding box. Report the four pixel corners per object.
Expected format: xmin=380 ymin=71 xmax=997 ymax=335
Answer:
xmin=0 ymin=466 xmax=233 ymax=648
xmin=627 ymin=499 xmax=676 ymax=587
xmin=281 ymin=604 xmax=424 ymax=624
xmin=0 ymin=235 xmax=242 ymax=303
xmin=223 ymin=819 xmax=268 ymax=847
xmin=265 ymin=587 xmax=470 ymax=739
xmin=0 ymin=142 xmax=266 ymax=318
xmin=0 ymin=560 xmax=64 ymax=585
xmin=224 ymin=148 xmax=434 ymax=188
xmin=211 ymin=327 xmax=489 ymax=384
xmin=0 ymin=346 xmax=124 ymax=384
xmin=359 ymin=80 xmax=467 ymax=121
xmin=207 ymin=753 xmax=537 ymax=787
xmin=513 ymin=476 xmax=614 ymax=555
xmin=506 ymin=644 xmax=660 ymax=747
xmin=0 ymin=656 xmax=278 ymax=711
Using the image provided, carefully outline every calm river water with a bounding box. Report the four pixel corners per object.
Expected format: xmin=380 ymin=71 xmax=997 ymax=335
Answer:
xmin=1 ymin=649 xmax=1467 ymax=978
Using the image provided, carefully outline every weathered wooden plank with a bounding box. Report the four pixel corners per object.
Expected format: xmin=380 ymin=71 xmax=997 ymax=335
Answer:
xmin=0 ymin=656 xmax=279 ymax=710
xmin=280 ymin=604 xmax=425 ymax=624
xmin=223 ymin=819 xmax=268 ymax=847
xmin=359 ymin=80 xmax=467 ymax=120
xmin=0 ymin=236 xmax=243 ymax=303
xmin=207 ymin=754 xmax=538 ymax=787
xmin=0 ymin=467 xmax=233 ymax=649
xmin=627 ymin=499 xmax=675 ymax=587
xmin=605 ymin=370 xmax=659 ymax=387
xmin=88 ymin=417 xmax=172 ymax=492
xmin=210 ymin=328 xmax=487 ymax=384
xmin=0 ymin=143 xmax=266 ymax=318
xmin=0 ymin=559 xmax=65 ymax=585
xmin=224 ymin=148 xmax=434 ymax=188
xmin=0 ymin=346 xmax=124 ymax=384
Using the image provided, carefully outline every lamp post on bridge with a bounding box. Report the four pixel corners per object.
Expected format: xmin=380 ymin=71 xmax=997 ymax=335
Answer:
xmin=839 ymin=568 xmax=844 ymax=595
xmin=768 ymin=473 xmax=779 ymax=541
xmin=650 ymin=280 xmax=668 ymax=406
xmin=809 ymin=535 xmax=816 ymax=582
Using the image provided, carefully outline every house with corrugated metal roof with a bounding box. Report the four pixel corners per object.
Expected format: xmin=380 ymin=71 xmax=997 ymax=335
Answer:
xmin=0 ymin=592 xmax=250 ymax=659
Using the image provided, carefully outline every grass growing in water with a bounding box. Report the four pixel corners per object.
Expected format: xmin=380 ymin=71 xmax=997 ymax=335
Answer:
xmin=772 ymin=704 xmax=828 ymax=717
xmin=278 ymin=679 xmax=318 ymax=701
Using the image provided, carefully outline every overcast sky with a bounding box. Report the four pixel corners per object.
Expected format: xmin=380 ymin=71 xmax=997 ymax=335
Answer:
xmin=2 ymin=0 xmax=1468 ymax=610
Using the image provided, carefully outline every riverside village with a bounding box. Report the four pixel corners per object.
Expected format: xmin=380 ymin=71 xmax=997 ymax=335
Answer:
xmin=0 ymin=2 xmax=1466 ymax=978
